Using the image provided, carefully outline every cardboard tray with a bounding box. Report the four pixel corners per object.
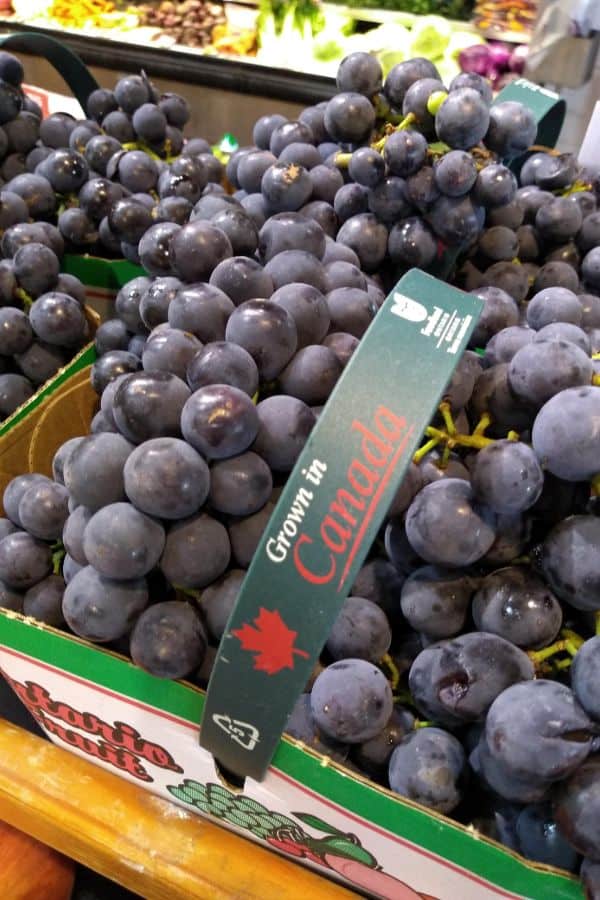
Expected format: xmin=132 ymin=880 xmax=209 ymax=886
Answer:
xmin=0 ymin=348 xmax=585 ymax=900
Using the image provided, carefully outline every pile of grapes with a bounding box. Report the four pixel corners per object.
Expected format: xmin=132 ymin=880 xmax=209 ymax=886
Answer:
xmin=2 ymin=47 xmax=600 ymax=898
xmin=0 ymin=53 xmax=224 ymax=261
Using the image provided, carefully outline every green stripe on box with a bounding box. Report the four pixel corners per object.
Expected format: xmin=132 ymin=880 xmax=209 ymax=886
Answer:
xmin=0 ymin=344 xmax=96 ymax=437
xmin=63 ymin=255 xmax=145 ymax=292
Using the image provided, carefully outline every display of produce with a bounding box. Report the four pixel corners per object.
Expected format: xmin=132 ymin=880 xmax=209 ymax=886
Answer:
xmin=136 ymin=0 xmax=228 ymax=49
xmin=2 ymin=1 xmax=526 ymax=82
xmin=473 ymin=0 xmax=539 ymax=40
xmin=1 ymin=39 xmax=600 ymax=899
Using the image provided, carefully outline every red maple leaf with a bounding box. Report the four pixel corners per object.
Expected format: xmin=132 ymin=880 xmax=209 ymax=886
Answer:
xmin=232 ymin=608 xmax=309 ymax=675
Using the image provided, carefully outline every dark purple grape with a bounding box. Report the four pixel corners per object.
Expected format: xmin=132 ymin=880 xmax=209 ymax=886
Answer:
xmin=322 ymin=331 xmax=359 ymax=368
xmin=473 ymin=565 xmax=562 ymax=651
xmin=86 ymin=88 xmax=118 ymax=123
xmin=326 ymin=286 xmax=376 ymax=337
xmin=0 ymin=372 xmax=33 ymax=416
xmin=270 ymin=282 xmax=329 ymax=348
xmin=336 ymin=212 xmax=387 ymax=273
xmin=337 ymin=52 xmax=382 ymax=96
xmin=259 ymin=210 xmax=326 ymax=262
xmin=383 ymin=130 xmax=428 ymax=178
xmin=485 ymin=101 xmax=538 ymax=158
xmin=400 ymin=566 xmax=474 ymax=639
xmin=209 ymin=256 xmax=273 ymax=307
xmin=278 ymin=142 xmax=321 ymax=170
xmin=269 ymin=120 xmax=314 ymax=156
xmin=108 ymin=198 xmax=153 ymax=244
xmin=324 ymin=93 xmax=376 ymax=144
xmin=388 ymin=727 xmax=466 ymax=813
xmin=124 ymin=436 xmax=209 ymax=519
xmin=113 ymin=370 xmax=190 ymax=444
xmin=29 ymin=292 xmax=87 ymax=347
xmin=83 ymin=501 xmax=165 ymax=579
xmin=18 ymin=480 xmax=69 ymax=541
xmin=153 ymin=195 xmax=193 ymax=226
xmin=252 ymin=394 xmax=315 ymax=471
xmin=63 ymin=565 xmax=148 ymax=643
xmin=23 ymin=574 xmax=65 ymax=627
xmin=167 ymin=283 xmax=233 ymax=343
xmin=310 ymin=659 xmax=393 ymax=743
xmin=384 ymin=58 xmax=440 ymax=107
xmin=485 ymin=680 xmax=592 ymax=782
xmin=159 ymin=92 xmax=190 ymax=128
xmin=211 ymin=206 xmax=258 ymax=257
xmin=186 ymin=341 xmax=258 ymax=396
xmin=388 ymin=217 xmax=437 ymax=269
xmin=4 ymin=474 xmax=51 ymax=527
xmin=139 ymin=222 xmax=180 ymax=277
xmin=261 ymin=162 xmax=313 ymax=213
xmin=139 ymin=276 xmax=181 ymax=329
xmin=209 ymin=450 xmax=272 ymax=516
xmin=409 ymin=632 xmax=534 ymax=727
xmin=64 ymin=432 xmax=133 ymax=510
xmin=0 ymin=307 xmax=32 ymax=355
xmin=169 ymin=219 xmax=232 ymax=282
xmin=160 ymin=513 xmax=230 ymax=588
xmin=130 ymin=600 xmax=207 ymax=679
xmin=0 ymin=531 xmax=52 ymax=589
xmin=181 ymin=383 xmax=259 ymax=459
xmin=225 ymin=299 xmax=297 ymax=380
xmin=5 ymin=173 xmax=55 ymax=219
xmin=368 ymin=176 xmax=412 ymax=224
xmin=58 ymin=208 xmax=98 ymax=247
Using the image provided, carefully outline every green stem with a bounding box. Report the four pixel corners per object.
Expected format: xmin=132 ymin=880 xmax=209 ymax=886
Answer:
xmin=371 ymin=113 xmax=417 ymax=152
xmin=380 ymin=653 xmax=400 ymax=691
xmin=15 ymin=287 xmax=33 ymax=311
xmin=413 ymin=435 xmax=441 ymax=464
xmin=334 ymin=152 xmax=352 ymax=169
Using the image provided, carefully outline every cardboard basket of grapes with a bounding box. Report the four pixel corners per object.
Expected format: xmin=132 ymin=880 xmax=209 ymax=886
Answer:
xmin=2 ymin=35 xmax=600 ymax=900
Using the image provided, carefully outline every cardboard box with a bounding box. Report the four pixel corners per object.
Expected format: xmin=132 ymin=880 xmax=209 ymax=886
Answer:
xmin=0 ymin=344 xmax=585 ymax=900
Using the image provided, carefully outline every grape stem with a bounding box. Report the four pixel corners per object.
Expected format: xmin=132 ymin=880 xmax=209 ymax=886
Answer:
xmin=413 ymin=435 xmax=441 ymax=464
xmin=371 ymin=113 xmax=417 ymax=153
xmin=51 ymin=540 xmax=65 ymax=577
xmin=380 ymin=653 xmax=400 ymax=691
xmin=438 ymin=400 xmax=456 ymax=436
xmin=596 ymin=612 xmax=600 ymax=637
xmin=334 ymin=152 xmax=351 ymax=169
xmin=425 ymin=423 xmax=495 ymax=451
xmin=591 ymin=473 xmax=600 ymax=497
xmin=15 ymin=287 xmax=33 ymax=311
xmin=413 ymin=719 xmax=434 ymax=729
xmin=528 ymin=629 xmax=584 ymax=669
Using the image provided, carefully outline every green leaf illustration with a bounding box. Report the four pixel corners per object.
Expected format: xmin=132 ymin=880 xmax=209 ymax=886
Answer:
xmin=293 ymin=812 xmax=346 ymax=835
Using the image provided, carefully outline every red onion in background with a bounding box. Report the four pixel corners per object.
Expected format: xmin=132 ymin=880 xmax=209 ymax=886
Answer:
xmin=487 ymin=41 xmax=512 ymax=69
xmin=459 ymin=44 xmax=494 ymax=76
xmin=508 ymin=44 xmax=529 ymax=74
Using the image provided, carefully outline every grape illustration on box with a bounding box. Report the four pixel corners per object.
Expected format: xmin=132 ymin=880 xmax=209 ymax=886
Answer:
xmin=168 ymin=780 xmax=438 ymax=900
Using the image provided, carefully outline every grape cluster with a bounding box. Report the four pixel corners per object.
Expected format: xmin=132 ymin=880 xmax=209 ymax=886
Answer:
xmin=5 ymin=48 xmax=600 ymax=897
xmin=0 ymin=230 xmax=89 ymax=416
xmin=0 ymin=53 xmax=223 ymax=261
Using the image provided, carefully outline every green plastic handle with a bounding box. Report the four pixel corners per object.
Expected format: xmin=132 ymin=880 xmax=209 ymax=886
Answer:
xmin=0 ymin=32 xmax=99 ymax=112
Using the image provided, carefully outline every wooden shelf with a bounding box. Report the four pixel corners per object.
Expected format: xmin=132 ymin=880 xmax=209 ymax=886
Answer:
xmin=0 ymin=718 xmax=356 ymax=900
